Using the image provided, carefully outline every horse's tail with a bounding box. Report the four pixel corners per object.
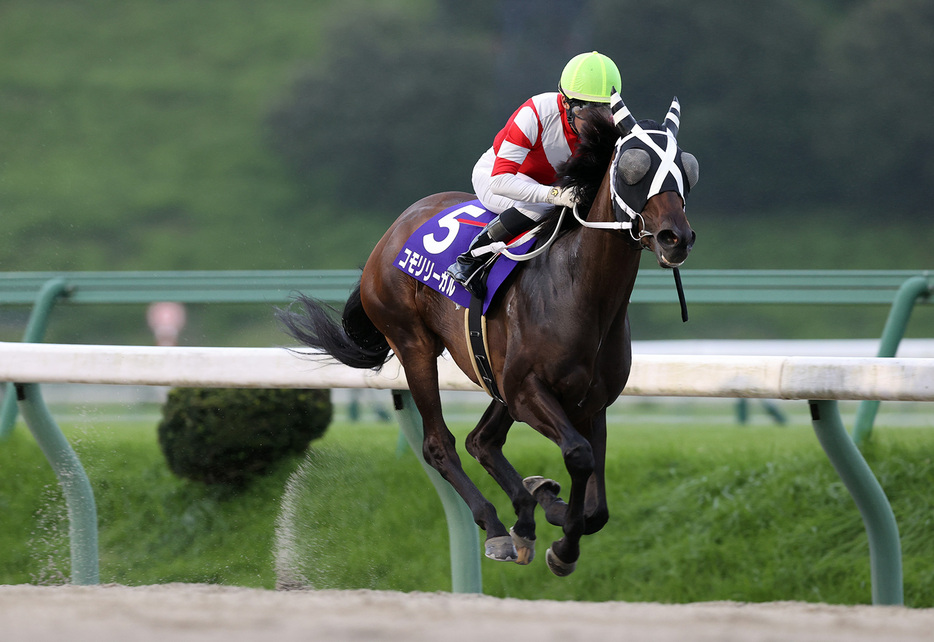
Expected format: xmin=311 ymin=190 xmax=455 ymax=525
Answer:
xmin=277 ymin=281 xmax=392 ymax=370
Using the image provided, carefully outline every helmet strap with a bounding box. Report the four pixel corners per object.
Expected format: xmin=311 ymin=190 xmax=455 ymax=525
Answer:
xmin=561 ymin=92 xmax=588 ymax=136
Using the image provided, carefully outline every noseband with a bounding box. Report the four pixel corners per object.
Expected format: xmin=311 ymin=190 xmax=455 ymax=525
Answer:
xmin=571 ymin=202 xmax=651 ymax=246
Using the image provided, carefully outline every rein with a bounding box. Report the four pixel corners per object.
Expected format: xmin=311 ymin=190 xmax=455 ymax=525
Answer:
xmin=495 ymin=207 xmax=566 ymax=261
xmin=498 ymin=200 xmax=650 ymax=263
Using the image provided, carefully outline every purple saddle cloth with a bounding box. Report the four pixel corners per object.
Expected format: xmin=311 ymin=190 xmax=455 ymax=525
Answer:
xmin=394 ymin=200 xmax=535 ymax=313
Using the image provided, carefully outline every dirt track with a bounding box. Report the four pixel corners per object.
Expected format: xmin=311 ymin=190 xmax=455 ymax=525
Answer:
xmin=3 ymin=584 xmax=934 ymax=641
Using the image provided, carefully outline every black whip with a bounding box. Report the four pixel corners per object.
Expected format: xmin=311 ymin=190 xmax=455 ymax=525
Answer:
xmin=673 ymin=267 xmax=688 ymax=322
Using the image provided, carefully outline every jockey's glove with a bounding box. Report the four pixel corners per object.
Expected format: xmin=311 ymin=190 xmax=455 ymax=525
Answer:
xmin=546 ymin=186 xmax=578 ymax=209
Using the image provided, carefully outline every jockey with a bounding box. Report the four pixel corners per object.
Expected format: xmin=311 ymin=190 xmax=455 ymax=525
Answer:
xmin=446 ymin=51 xmax=622 ymax=298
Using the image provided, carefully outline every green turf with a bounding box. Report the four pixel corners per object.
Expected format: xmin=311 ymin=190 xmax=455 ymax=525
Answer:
xmin=1 ymin=409 xmax=932 ymax=607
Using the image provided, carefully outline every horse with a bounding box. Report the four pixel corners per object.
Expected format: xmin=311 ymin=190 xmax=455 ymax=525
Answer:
xmin=279 ymin=91 xmax=698 ymax=576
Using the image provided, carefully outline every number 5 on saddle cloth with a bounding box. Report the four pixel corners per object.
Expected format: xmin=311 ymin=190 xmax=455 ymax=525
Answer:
xmin=394 ymin=200 xmax=536 ymax=314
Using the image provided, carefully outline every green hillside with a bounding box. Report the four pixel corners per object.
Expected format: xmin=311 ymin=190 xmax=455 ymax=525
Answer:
xmin=0 ymin=0 xmax=390 ymax=271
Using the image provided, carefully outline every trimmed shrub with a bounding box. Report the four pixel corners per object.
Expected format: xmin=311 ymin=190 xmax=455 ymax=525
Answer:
xmin=157 ymin=388 xmax=331 ymax=485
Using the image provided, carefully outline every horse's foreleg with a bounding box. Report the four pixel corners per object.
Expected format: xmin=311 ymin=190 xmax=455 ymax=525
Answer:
xmin=546 ymin=441 xmax=592 ymax=577
xmin=524 ymin=476 xmax=568 ymax=527
xmin=513 ymin=381 xmax=594 ymax=576
xmin=464 ymin=401 xmax=538 ymax=564
xmin=403 ymin=358 xmax=516 ymax=562
xmin=582 ymin=410 xmax=609 ymax=535
xmin=528 ymin=409 xmax=608 ymax=535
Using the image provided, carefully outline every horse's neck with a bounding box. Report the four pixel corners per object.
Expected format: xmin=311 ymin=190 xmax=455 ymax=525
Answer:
xmin=564 ymin=176 xmax=642 ymax=306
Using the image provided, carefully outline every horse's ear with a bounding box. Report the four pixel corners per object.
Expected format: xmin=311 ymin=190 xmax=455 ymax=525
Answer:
xmin=610 ymin=87 xmax=636 ymax=136
xmin=664 ymin=97 xmax=680 ymax=137
xmin=681 ymin=152 xmax=699 ymax=188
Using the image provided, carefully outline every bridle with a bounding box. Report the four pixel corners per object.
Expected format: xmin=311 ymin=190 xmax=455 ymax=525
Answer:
xmin=604 ymin=92 xmax=692 ymax=249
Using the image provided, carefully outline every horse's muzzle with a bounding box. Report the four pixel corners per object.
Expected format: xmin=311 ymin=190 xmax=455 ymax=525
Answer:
xmin=650 ymin=227 xmax=694 ymax=268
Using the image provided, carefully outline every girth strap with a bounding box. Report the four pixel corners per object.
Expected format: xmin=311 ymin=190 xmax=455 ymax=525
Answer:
xmin=464 ymin=294 xmax=506 ymax=405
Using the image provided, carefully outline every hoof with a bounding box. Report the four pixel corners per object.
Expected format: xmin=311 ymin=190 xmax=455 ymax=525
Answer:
xmin=485 ymin=535 xmax=518 ymax=562
xmin=509 ymin=527 xmax=535 ymax=565
xmin=545 ymin=547 xmax=577 ymax=577
xmin=523 ymin=476 xmax=561 ymax=498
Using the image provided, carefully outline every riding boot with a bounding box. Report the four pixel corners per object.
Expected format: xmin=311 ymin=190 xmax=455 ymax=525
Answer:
xmin=446 ymin=207 xmax=536 ymax=299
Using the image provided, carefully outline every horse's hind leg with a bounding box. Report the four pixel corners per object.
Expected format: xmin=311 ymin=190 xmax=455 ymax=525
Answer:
xmin=400 ymin=351 xmax=517 ymax=561
xmin=465 ymin=401 xmax=538 ymax=564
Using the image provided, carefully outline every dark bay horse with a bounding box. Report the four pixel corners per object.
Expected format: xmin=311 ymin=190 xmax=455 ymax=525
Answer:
xmin=280 ymin=92 xmax=698 ymax=576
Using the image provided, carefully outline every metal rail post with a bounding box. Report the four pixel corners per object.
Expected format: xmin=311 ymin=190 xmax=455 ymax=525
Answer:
xmin=15 ymin=382 xmax=99 ymax=584
xmin=809 ymin=400 xmax=902 ymax=605
xmin=852 ymin=274 xmax=932 ymax=444
xmin=0 ymin=277 xmax=69 ymax=440
xmin=392 ymin=390 xmax=482 ymax=594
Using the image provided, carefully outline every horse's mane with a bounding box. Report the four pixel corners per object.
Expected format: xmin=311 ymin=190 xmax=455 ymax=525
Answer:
xmin=556 ymin=106 xmax=619 ymax=211
xmin=537 ymin=105 xmax=619 ymax=237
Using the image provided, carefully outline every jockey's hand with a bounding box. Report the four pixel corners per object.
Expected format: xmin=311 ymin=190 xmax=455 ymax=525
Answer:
xmin=546 ymin=186 xmax=577 ymax=208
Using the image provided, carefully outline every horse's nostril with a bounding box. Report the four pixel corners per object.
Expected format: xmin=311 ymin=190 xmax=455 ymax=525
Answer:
xmin=657 ymin=230 xmax=679 ymax=247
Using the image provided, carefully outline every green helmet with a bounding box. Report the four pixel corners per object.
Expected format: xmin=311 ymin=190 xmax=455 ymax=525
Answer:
xmin=558 ymin=51 xmax=621 ymax=104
